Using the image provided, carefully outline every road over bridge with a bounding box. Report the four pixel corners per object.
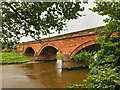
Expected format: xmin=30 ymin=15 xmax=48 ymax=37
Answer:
xmin=16 ymin=26 xmax=104 ymax=69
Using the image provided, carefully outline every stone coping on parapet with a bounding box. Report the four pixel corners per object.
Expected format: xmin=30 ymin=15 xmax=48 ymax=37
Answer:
xmin=20 ymin=26 xmax=104 ymax=45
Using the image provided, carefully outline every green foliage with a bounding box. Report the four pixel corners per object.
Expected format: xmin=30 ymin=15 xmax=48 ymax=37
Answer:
xmin=90 ymin=1 xmax=120 ymax=24
xmin=1 ymin=52 xmax=30 ymax=64
xmin=67 ymin=83 xmax=89 ymax=88
xmin=72 ymin=51 xmax=92 ymax=62
xmin=2 ymin=2 xmax=85 ymax=45
xmin=1 ymin=40 xmax=17 ymax=52
xmin=57 ymin=52 xmax=62 ymax=59
xmin=68 ymin=1 xmax=120 ymax=89
xmin=87 ymin=34 xmax=120 ymax=89
xmin=88 ymin=2 xmax=120 ymax=89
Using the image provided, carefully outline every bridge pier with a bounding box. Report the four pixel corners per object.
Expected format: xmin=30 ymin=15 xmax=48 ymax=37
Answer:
xmin=61 ymin=53 xmax=88 ymax=70
xmin=62 ymin=60 xmax=89 ymax=70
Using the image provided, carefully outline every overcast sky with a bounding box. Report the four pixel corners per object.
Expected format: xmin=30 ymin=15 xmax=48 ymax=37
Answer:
xmin=20 ymin=1 xmax=108 ymax=42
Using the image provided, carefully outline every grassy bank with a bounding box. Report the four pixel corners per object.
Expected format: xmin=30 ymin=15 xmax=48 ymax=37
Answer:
xmin=1 ymin=52 xmax=30 ymax=64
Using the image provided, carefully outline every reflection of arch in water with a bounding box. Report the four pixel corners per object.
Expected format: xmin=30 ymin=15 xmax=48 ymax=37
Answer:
xmin=25 ymin=47 xmax=35 ymax=56
xmin=25 ymin=62 xmax=57 ymax=80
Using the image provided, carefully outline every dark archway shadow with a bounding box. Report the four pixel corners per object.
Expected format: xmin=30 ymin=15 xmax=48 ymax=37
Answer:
xmin=38 ymin=46 xmax=58 ymax=60
xmin=76 ymin=44 xmax=101 ymax=54
xmin=71 ymin=44 xmax=101 ymax=65
xmin=25 ymin=47 xmax=35 ymax=56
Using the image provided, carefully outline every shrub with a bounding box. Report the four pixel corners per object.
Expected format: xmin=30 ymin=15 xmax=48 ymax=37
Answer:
xmin=71 ymin=50 xmax=93 ymax=62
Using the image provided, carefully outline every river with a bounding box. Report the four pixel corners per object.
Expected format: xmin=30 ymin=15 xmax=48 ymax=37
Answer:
xmin=2 ymin=60 xmax=89 ymax=88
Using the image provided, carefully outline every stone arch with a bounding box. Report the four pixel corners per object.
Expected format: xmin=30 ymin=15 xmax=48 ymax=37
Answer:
xmin=37 ymin=43 xmax=63 ymax=60
xmin=38 ymin=43 xmax=63 ymax=56
xmin=70 ymin=40 xmax=101 ymax=57
xmin=24 ymin=47 xmax=35 ymax=56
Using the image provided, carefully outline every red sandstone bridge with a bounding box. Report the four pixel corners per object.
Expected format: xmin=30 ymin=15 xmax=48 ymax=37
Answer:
xmin=16 ymin=26 xmax=104 ymax=68
xmin=16 ymin=26 xmax=104 ymax=60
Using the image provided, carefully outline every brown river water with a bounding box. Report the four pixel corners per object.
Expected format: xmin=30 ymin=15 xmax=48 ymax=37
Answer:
xmin=2 ymin=60 xmax=89 ymax=88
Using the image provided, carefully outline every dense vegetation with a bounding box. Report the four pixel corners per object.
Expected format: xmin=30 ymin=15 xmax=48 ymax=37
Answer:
xmin=71 ymin=51 xmax=93 ymax=63
xmin=1 ymin=52 xmax=30 ymax=64
xmin=68 ymin=1 xmax=120 ymax=89
xmin=1 ymin=1 xmax=87 ymax=51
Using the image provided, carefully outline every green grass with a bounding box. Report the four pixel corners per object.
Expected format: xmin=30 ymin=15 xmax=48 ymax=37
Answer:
xmin=1 ymin=52 xmax=30 ymax=64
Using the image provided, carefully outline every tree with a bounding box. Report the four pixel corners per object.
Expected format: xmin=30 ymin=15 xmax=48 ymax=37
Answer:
xmin=2 ymin=1 xmax=86 ymax=44
xmin=87 ymin=1 xmax=120 ymax=89
xmin=68 ymin=1 xmax=120 ymax=89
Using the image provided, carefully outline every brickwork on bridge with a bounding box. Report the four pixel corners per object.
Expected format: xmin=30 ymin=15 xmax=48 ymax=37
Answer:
xmin=16 ymin=26 xmax=104 ymax=61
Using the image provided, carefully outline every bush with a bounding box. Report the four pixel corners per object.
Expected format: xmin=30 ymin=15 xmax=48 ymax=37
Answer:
xmin=71 ymin=51 xmax=93 ymax=62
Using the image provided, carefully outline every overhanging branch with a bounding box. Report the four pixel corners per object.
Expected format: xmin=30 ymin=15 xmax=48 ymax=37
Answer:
xmin=4 ymin=2 xmax=33 ymax=26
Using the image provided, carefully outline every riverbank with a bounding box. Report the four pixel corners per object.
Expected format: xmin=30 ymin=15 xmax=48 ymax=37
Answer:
xmin=1 ymin=52 xmax=30 ymax=64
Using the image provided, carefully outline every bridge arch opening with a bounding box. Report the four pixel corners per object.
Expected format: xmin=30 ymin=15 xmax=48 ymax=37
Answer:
xmin=39 ymin=46 xmax=58 ymax=60
xmin=71 ymin=44 xmax=101 ymax=63
xmin=25 ymin=47 xmax=35 ymax=56
xmin=76 ymin=44 xmax=101 ymax=54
